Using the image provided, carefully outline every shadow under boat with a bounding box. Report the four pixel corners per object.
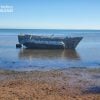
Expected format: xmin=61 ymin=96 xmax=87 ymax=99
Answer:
xmin=18 ymin=48 xmax=80 ymax=60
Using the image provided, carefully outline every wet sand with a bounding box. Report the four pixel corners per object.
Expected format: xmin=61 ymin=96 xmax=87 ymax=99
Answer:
xmin=0 ymin=68 xmax=100 ymax=100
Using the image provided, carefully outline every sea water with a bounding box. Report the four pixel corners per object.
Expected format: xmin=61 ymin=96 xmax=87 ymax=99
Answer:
xmin=0 ymin=29 xmax=100 ymax=71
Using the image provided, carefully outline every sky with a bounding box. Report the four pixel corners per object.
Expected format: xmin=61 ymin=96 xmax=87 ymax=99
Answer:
xmin=0 ymin=0 xmax=100 ymax=29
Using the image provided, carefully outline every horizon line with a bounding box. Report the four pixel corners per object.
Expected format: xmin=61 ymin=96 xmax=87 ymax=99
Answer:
xmin=0 ymin=28 xmax=100 ymax=30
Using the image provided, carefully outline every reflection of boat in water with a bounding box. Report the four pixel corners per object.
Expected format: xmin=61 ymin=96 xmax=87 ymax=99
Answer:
xmin=19 ymin=49 xmax=80 ymax=60
xmin=18 ymin=34 xmax=83 ymax=49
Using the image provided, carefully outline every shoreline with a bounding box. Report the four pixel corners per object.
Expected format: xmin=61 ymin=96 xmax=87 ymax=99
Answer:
xmin=0 ymin=68 xmax=100 ymax=100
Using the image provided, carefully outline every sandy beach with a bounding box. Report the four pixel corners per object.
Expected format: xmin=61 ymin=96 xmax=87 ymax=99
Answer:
xmin=0 ymin=68 xmax=100 ymax=100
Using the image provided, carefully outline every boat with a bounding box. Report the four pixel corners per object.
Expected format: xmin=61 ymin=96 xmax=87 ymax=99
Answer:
xmin=18 ymin=34 xmax=83 ymax=49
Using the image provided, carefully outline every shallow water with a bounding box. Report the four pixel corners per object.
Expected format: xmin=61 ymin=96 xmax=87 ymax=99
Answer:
xmin=0 ymin=29 xmax=100 ymax=71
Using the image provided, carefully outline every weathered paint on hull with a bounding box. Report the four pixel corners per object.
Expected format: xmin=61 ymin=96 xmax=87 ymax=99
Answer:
xmin=23 ymin=42 xmax=64 ymax=49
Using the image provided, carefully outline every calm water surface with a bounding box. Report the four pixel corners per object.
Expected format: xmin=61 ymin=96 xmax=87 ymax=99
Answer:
xmin=0 ymin=29 xmax=100 ymax=71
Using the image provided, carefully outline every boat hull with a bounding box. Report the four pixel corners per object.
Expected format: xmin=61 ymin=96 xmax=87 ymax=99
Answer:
xmin=18 ymin=35 xmax=83 ymax=49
